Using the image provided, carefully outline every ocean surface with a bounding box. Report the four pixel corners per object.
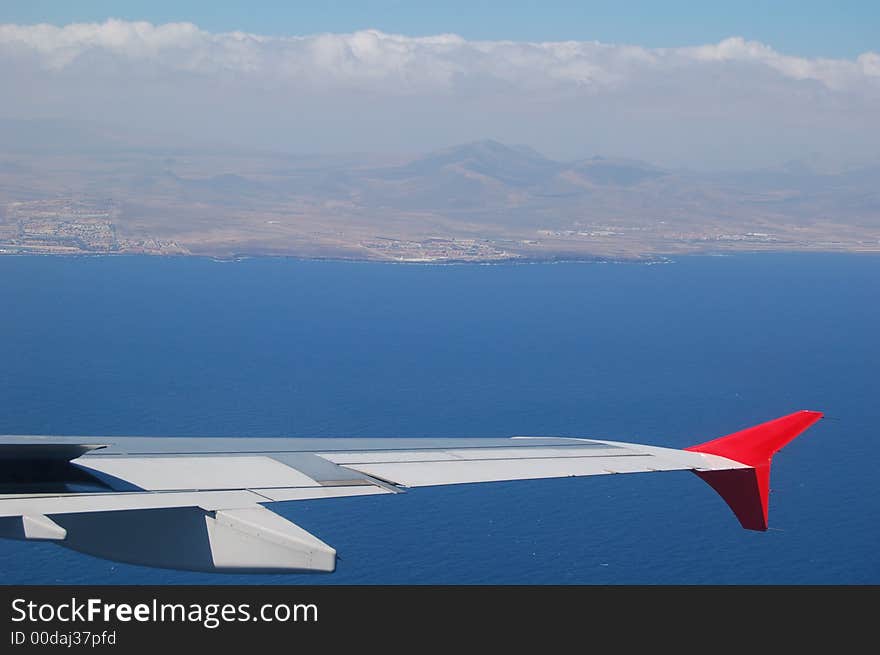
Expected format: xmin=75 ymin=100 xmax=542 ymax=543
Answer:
xmin=0 ymin=253 xmax=877 ymax=585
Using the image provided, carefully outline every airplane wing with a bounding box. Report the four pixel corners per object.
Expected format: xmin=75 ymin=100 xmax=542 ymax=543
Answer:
xmin=0 ymin=410 xmax=822 ymax=573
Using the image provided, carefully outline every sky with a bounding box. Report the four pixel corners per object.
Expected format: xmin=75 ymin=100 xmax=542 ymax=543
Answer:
xmin=0 ymin=2 xmax=878 ymax=168
xmin=3 ymin=1 xmax=878 ymax=58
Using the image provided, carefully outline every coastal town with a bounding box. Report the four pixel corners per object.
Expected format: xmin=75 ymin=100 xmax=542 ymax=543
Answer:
xmin=0 ymin=199 xmax=188 ymax=256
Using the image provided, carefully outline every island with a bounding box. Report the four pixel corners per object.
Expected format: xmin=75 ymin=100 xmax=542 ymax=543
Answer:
xmin=2 ymin=140 xmax=878 ymax=263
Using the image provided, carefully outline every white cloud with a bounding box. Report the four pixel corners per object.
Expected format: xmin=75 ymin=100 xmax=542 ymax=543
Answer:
xmin=0 ymin=19 xmax=878 ymax=167
xmin=681 ymin=36 xmax=879 ymax=90
xmin=3 ymin=20 xmax=877 ymax=90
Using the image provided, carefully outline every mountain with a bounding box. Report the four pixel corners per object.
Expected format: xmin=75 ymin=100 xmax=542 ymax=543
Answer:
xmin=380 ymin=139 xmax=562 ymax=187
xmin=565 ymin=156 xmax=667 ymax=187
xmin=351 ymin=141 xmax=676 ymax=213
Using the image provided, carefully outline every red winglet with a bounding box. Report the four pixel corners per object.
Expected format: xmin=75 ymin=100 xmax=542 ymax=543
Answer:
xmin=685 ymin=410 xmax=823 ymax=531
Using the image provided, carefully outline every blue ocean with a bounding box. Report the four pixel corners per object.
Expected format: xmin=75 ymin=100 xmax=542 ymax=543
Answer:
xmin=0 ymin=253 xmax=877 ymax=584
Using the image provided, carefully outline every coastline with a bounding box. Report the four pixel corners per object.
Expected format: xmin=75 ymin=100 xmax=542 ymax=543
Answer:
xmin=4 ymin=247 xmax=880 ymax=266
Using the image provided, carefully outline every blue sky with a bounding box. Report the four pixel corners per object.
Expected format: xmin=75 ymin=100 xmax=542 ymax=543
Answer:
xmin=1 ymin=0 xmax=877 ymax=58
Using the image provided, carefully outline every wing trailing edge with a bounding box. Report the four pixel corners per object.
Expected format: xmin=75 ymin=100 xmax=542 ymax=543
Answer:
xmin=686 ymin=410 xmax=823 ymax=530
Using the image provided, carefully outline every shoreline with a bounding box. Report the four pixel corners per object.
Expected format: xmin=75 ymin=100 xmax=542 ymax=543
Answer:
xmin=2 ymin=249 xmax=880 ymax=268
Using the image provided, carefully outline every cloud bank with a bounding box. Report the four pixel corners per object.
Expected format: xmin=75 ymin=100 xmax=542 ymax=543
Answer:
xmin=1 ymin=19 xmax=878 ymax=167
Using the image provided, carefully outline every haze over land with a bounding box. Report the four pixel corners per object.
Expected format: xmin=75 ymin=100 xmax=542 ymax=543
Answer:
xmin=1 ymin=121 xmax=878 ymax=262
xmin=1 ymin=20 xmax=878 ymax=261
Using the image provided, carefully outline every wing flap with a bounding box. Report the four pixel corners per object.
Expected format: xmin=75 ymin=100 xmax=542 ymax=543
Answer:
xmin=74 ymin=455 xmax=322 ymax=491
xmin=321 ymin=445 xmax=625 ymax=465
xmin=252 ymin=485 xmax=391 ymax=502
xmin=0 ymin=490 xmax=264 ymax=517
xmin=340 ymin=454 xmax=680 ymax=487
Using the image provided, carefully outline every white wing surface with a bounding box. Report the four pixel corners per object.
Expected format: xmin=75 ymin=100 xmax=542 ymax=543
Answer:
xmin=0 ymin=411 xmax=822 ymax=573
